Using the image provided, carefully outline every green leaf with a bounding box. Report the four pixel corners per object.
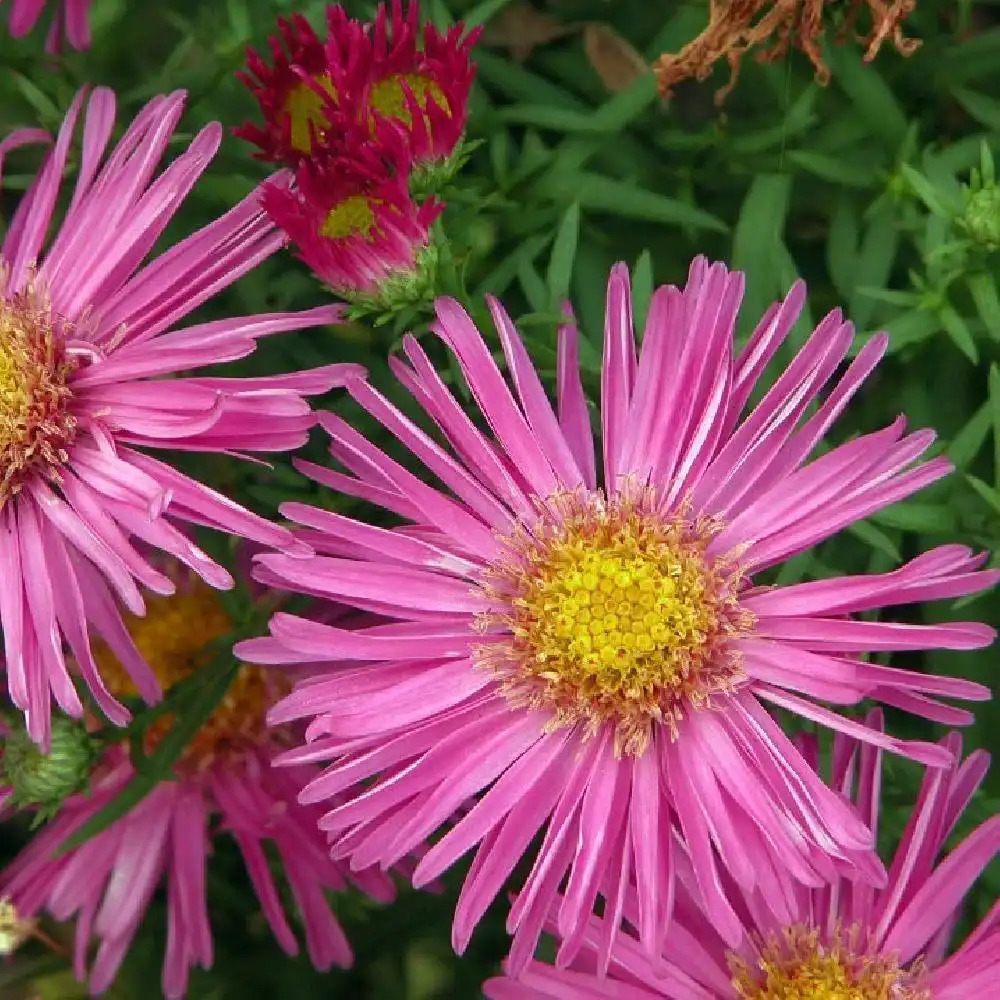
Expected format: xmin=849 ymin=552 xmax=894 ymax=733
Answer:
xmin=827 ymin=44 xmax=908 ymax=148
xmin=990 ymin=364 xmax=1000 ymax=488
xmin=590 ymin=73 xmax=659 ymax=132
xmin=900 ymin=164 xmax=949 ymax=217
xmin=631 ymin=250 xmax=654 ymax=334
xmin=826 ymin=198 xmax=859 ymax=300
xmin=948 ymin=402 xmax=992 ymax=469
xmin=58 ymin=650 xmax=241 ymax=854
xmin=939 ymin=303 xmax=979 ymax=363
xmin=966 ymin=474 xmax=1000 ymax=517
xmin=953 ymin=87 xmax=1000 ymax=130
xmin=517 ymin=258 xmax=548 ymax=313
xmin=462 ymin=0 xmax=515 ymax=30
xmin=967 ymin=272 xmax=1000 ymax=341
xmin=849 ymin=205 xmax=900 ymax=329
xmin=570 ymin=173 xmax=727 ymax=232
xmin=546 ymin=202 xmax=580 ymax=309
xmin=882 ymin=308 xmax=944 ymax=353
xmin=473 ymin=232 xmax=550 ymax=299
xmin=848 ymin=520 xmax=901 ymax=562
xmin=495 ymin=105 xmax=610 ymax=133
xmin=871 ymin=501 xmax=956 ymax=533
xmin=475 ymin=51 xmax=587 ymax=111
xmin=785 ymin=150 xmax=877 ymax=188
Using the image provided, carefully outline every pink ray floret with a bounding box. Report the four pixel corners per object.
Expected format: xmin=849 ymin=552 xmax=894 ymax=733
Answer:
xmin=0 ymin=566 xmax=396 ymax=998
xmin=2 ymin=0 xmax=94 ymax=51
xmin=0 ymin=87 xmax=362 ymax=747
xmin=485 ymin=713 xmax=1000 ymax=999
xmin=237 ymin=258 xmax=997 ymax=968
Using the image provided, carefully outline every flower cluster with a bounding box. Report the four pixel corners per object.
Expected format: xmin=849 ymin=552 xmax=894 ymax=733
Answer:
xmin=235 ymin=1 xmax=480 ymax=311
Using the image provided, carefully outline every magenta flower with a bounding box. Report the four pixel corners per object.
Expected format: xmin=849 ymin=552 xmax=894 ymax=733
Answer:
xmin=237 ymin=258 xmax=996 ymax=968
xmin=2 ymin=0 xmax=94 ymax=51
xmin=0 ymin=87 xmax=361 ymax=747
xmin=260 ymin=131 xmax=442 ymax=304
xmin=0 ymin=562 xmax=396 ymax=998
xmin=484 ymin=713 xmax=1000 ymax=1000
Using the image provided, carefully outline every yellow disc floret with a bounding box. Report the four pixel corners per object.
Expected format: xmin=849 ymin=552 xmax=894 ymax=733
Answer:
xmin=283 ymin=74 xmax=337 ymax=153
xmin=94 ymin=577 xmax=288 ymax=772
xmin=369 ymin=73 xmax=449 ymax=125
xmin=731 ymin=926 xmax=931 ymax=1000
xmin=320 ymin=194 xmax=379 ymax=241
xmin=476 ymin=490 xmax=752 ymax=755
xmin=0 ymin=286 xmax=78 ymax=505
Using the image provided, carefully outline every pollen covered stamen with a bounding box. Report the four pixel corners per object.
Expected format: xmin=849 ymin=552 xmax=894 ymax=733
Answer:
xmin=94 ymin=581 xmax=289 ymax=771
xmin=369 ymin=72 xmax=450 ymax=124
xmin=320 ymin=194 xmax=379 ymax=240
xmin=0 ymin=290 xmax=78 ymax=505
xmin=731 ymin=925 xmax=931 ymax=1000
xmin=283 ymin=74 xmax=337 ymax=153
xmin=476 ymin=491 xmax=752 ymax=755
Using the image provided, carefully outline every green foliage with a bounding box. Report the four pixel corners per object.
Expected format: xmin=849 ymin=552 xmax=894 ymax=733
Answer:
xmin=1 ymin=0 xmax=1000 ymax=998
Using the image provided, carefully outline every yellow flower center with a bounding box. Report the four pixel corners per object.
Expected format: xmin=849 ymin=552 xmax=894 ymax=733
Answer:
xmin=369 ymin=72 xmax=449 ymax=125
xmin=476 ymin=490 xmax=751 ymax=754
xmin=94 ymin=580 xmax=288 ymax=772
xmin=0 ymin=288 xmax=77 ymax=505
xmin=283 ymin=73 xmax=337 ymax=153
xmin=0 ymin=898 xmax=34 ymax=957
xmin=731 ymin=926 xmax=931 ymax=1000
xmin=320 ymin=194 xmax=379 ymax=241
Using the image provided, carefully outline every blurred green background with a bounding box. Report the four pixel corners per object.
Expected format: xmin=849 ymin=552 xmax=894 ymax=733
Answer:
xmin=1 ymin=0 xmax=999 ymax=996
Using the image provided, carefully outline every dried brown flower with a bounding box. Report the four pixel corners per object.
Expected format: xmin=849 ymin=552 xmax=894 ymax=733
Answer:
xmin=652 ymin=0 xmax=920 ymax=104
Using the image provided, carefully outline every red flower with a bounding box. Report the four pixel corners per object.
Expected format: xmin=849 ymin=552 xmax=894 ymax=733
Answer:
xmin=261 ymin=127 xmax=442 ymax=303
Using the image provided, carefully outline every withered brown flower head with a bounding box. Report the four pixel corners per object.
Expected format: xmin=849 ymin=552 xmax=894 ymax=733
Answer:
xmin=653 ymin=0 xmax=920 ymax=104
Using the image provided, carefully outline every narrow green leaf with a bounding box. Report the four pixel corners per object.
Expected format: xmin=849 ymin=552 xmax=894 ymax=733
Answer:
xmin=473 ymin=232 xmax=550 ymax=299
xmin=786 ymin=150 xmax=877 ymax=188
xmin=882 ymin=308 xmax=943 ymax=353
xmin=546 ymin=202 xmax=581 ymax=309
xmin=967 ymin=272 xmax=1000 ymax=341
xmin=939 ymin=303 xmax=979 ymax=363
xmin=571 ymin=173 xmax=727 ymax=232
xmin=871 ymin=501 xmax=956 ymax=533
xmin=475 ymin=51 xmax=587 ymax=111
xmin=631 ymin=250 xmax=654 ymax=334
xmin=518 ymin=258 xmax=548 ymax=313
xmin=826 ymin=198 xmax=859 ymax=300
xmin=848 ymin=520 xmax=901 ymax=562
xmin=590 ymin=74 xmax=659 ymax=132
xmin=948 ymin=402 xmax=992 ymax=469
xmin=462 ymin=0 xmax=515 ymax=30
xmin=849 ymin=205 xmax=900 ymax=328
xmin=900 ymin=164 xmax=949 ymax=217
xmin=954 ymin=87 xmax=1000 ymax=130
xmin=496 ymin=105 xmax=609 ymax=133
xmin=966 ymin=474 xmax=1000 ymax=517
xmin=990 ymin=365 xmax=1000 ymax=489
xmin=827 ymin=45 xmax=908 ymax=148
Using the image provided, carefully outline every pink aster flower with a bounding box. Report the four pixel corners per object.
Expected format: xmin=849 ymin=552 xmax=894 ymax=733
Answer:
xmin=234 ymin=6 xmax=364 ymax=163
xmin=329 ymin=0 xmax=481 ymax=166
xmin=2 ymin=0 xmax=93 ymax=51
xmin=235 ymin=2 xmax=479 ymax=169
xmin=484 ymin=713 xmax=1000 ymax=1000
xmin=0 ymin=562 xmax=396 ymax=998
xmin=0 ymin=87 xmax=361 ymax=748
xmin=260 ymin=132 xmax=442 ymax=305
xmin=236 ymin=258 xmax=996 ymax=969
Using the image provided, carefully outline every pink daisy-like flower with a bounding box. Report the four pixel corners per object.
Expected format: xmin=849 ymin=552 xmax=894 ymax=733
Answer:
xmin=2 ymin=0 xmax=93 ymax=51
xmin=328 ymin=0 xmax=481 ymax=166
xmin=234 ymin=6 xmax=363 ymax=163
xmin=237 ymin=258 xmax=996 ymax=969
xmin=235 ymin=2 xmax=479 ymax=169
xmin=0 ymin=563 xmax=396 ymax=998
xmin=0 ymin=87 xmax=361 ymax=747
xmin=260 ymin=132 xmax=442 ymax=304
xmin=484 ymin=712 xmax=1000 ymax=1000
